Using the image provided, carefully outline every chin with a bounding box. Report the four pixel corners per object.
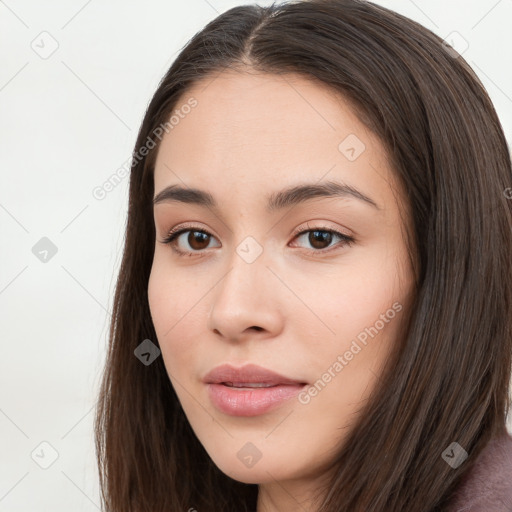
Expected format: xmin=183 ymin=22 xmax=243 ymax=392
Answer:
xmin=207 ymin=450 xmax=291 ymax=485
xmin=223 ymin=468 xmax=265 ymax=484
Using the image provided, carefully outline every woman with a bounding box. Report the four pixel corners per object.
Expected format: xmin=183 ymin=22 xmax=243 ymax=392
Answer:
xmin=95 ymin=0 xmax=512 ymax=510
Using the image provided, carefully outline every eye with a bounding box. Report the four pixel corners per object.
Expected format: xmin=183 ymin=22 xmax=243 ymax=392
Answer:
xmin=159 ymin=224 xmax=220 ymax=256
xmin=290 ymin=224 xmax=355 ymax=253
xmin=159 ymin=222 xmax=355 ymax=257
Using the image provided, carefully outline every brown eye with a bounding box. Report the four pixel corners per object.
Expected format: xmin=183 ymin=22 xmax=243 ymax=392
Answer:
xmin=308 ymin=230 xmax=333 ymax=250
xmin=161 ymin=226 xmax=220 ymax=256
xmin=186 ymin=231 xmax=211 ymax=250
xmin=293 ymin=227 xmax=354 ymax=253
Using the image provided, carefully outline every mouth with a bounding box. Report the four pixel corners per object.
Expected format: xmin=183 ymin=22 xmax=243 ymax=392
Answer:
xmin=221 ymin=382 xmax=290 ymax=388
xmin=203 ymin=364 xmax=308 ymax=417
xmin=203 ymin=362 xmax=306 ymax=386
xmin=206 ymin=382 xmax=308 ymax=416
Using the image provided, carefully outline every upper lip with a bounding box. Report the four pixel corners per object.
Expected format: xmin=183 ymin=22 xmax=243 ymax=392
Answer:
xmin=203 ymin=363 xmax=306 ymax=386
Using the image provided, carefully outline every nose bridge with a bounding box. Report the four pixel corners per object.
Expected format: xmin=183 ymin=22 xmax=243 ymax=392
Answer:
xmin=207 ymin=233 xmax=281 ymax=337
xmin=217 ymin=234 xmax=269 ymax=310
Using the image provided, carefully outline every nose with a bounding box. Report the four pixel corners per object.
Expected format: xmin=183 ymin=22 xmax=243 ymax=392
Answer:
xmin=207 ymin=246 xmax=283 ymax=343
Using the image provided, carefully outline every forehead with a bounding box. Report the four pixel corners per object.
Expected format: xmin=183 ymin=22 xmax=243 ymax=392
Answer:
xmin=153 ymin=69 xmax=395 ymax=209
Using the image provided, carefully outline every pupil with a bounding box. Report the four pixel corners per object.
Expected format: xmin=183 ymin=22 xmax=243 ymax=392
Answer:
xmin=188 ymin=231 xmax=208 ymax=250
xmin=310 ymin=230 xmax=331 ymax=249
xmin=189 ymin=231 xmax=209 ymax=250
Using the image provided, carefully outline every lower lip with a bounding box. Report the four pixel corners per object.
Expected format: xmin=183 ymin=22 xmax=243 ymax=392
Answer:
xmin=207 ymin=383 xmax=306 ymax=416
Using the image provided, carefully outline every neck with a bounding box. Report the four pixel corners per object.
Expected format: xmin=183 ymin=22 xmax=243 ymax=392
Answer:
xmin=256 ymin=474 xmax=327 ymax=512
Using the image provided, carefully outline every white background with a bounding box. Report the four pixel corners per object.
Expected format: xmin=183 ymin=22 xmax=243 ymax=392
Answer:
xmin=0 ymin=1 xmax=511 ymax=510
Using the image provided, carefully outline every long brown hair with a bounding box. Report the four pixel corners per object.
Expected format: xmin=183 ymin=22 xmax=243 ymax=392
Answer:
xmin=94 ymin=1 xmax=512 ymax=510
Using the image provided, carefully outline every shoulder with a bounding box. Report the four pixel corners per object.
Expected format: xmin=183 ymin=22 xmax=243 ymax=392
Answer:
xmin=448 ymin=432 xmax=512 ymax=512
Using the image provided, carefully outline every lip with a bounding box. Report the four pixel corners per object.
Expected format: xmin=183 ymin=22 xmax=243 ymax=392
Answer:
xmin=203 ymin=363 xmax=306 ymax=386
xmin=203 ymin=363 xmax=307 ymax=417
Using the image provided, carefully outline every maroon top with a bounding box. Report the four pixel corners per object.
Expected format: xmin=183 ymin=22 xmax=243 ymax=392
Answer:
xmin=448 ymin=432 xmax=512 ymax=511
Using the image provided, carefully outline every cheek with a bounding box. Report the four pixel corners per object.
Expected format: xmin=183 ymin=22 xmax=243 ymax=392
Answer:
xmin=147 ymin=262 xmax=171 ymax=335
xmin=147 ymin=263 xmax=185 ymax=366
xmin=147 ymin=261 xmax=206 ymax=380
xmin=301 ymin=251 xmax=404 ymax=343
xmin=296 ymin=248 xmax=408 ymax=402
xmin=147 ymin=254 xmax=198 ymax=335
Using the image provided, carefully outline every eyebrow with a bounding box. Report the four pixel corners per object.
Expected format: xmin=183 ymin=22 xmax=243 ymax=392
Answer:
xmin=153 ymin=180 xmax=379 ymax=211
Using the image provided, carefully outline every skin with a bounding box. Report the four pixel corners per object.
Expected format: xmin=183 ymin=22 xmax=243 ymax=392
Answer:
xmin=147 ymin=69 xmax=416 ymax=512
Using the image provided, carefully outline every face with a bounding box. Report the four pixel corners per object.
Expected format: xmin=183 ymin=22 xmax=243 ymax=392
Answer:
xmin=148 ymin=69 xmax=415 ymax=496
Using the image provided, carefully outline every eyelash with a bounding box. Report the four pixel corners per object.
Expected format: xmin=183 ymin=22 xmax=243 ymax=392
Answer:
xmin=159 ymin=222 xmax=355 ymax=257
